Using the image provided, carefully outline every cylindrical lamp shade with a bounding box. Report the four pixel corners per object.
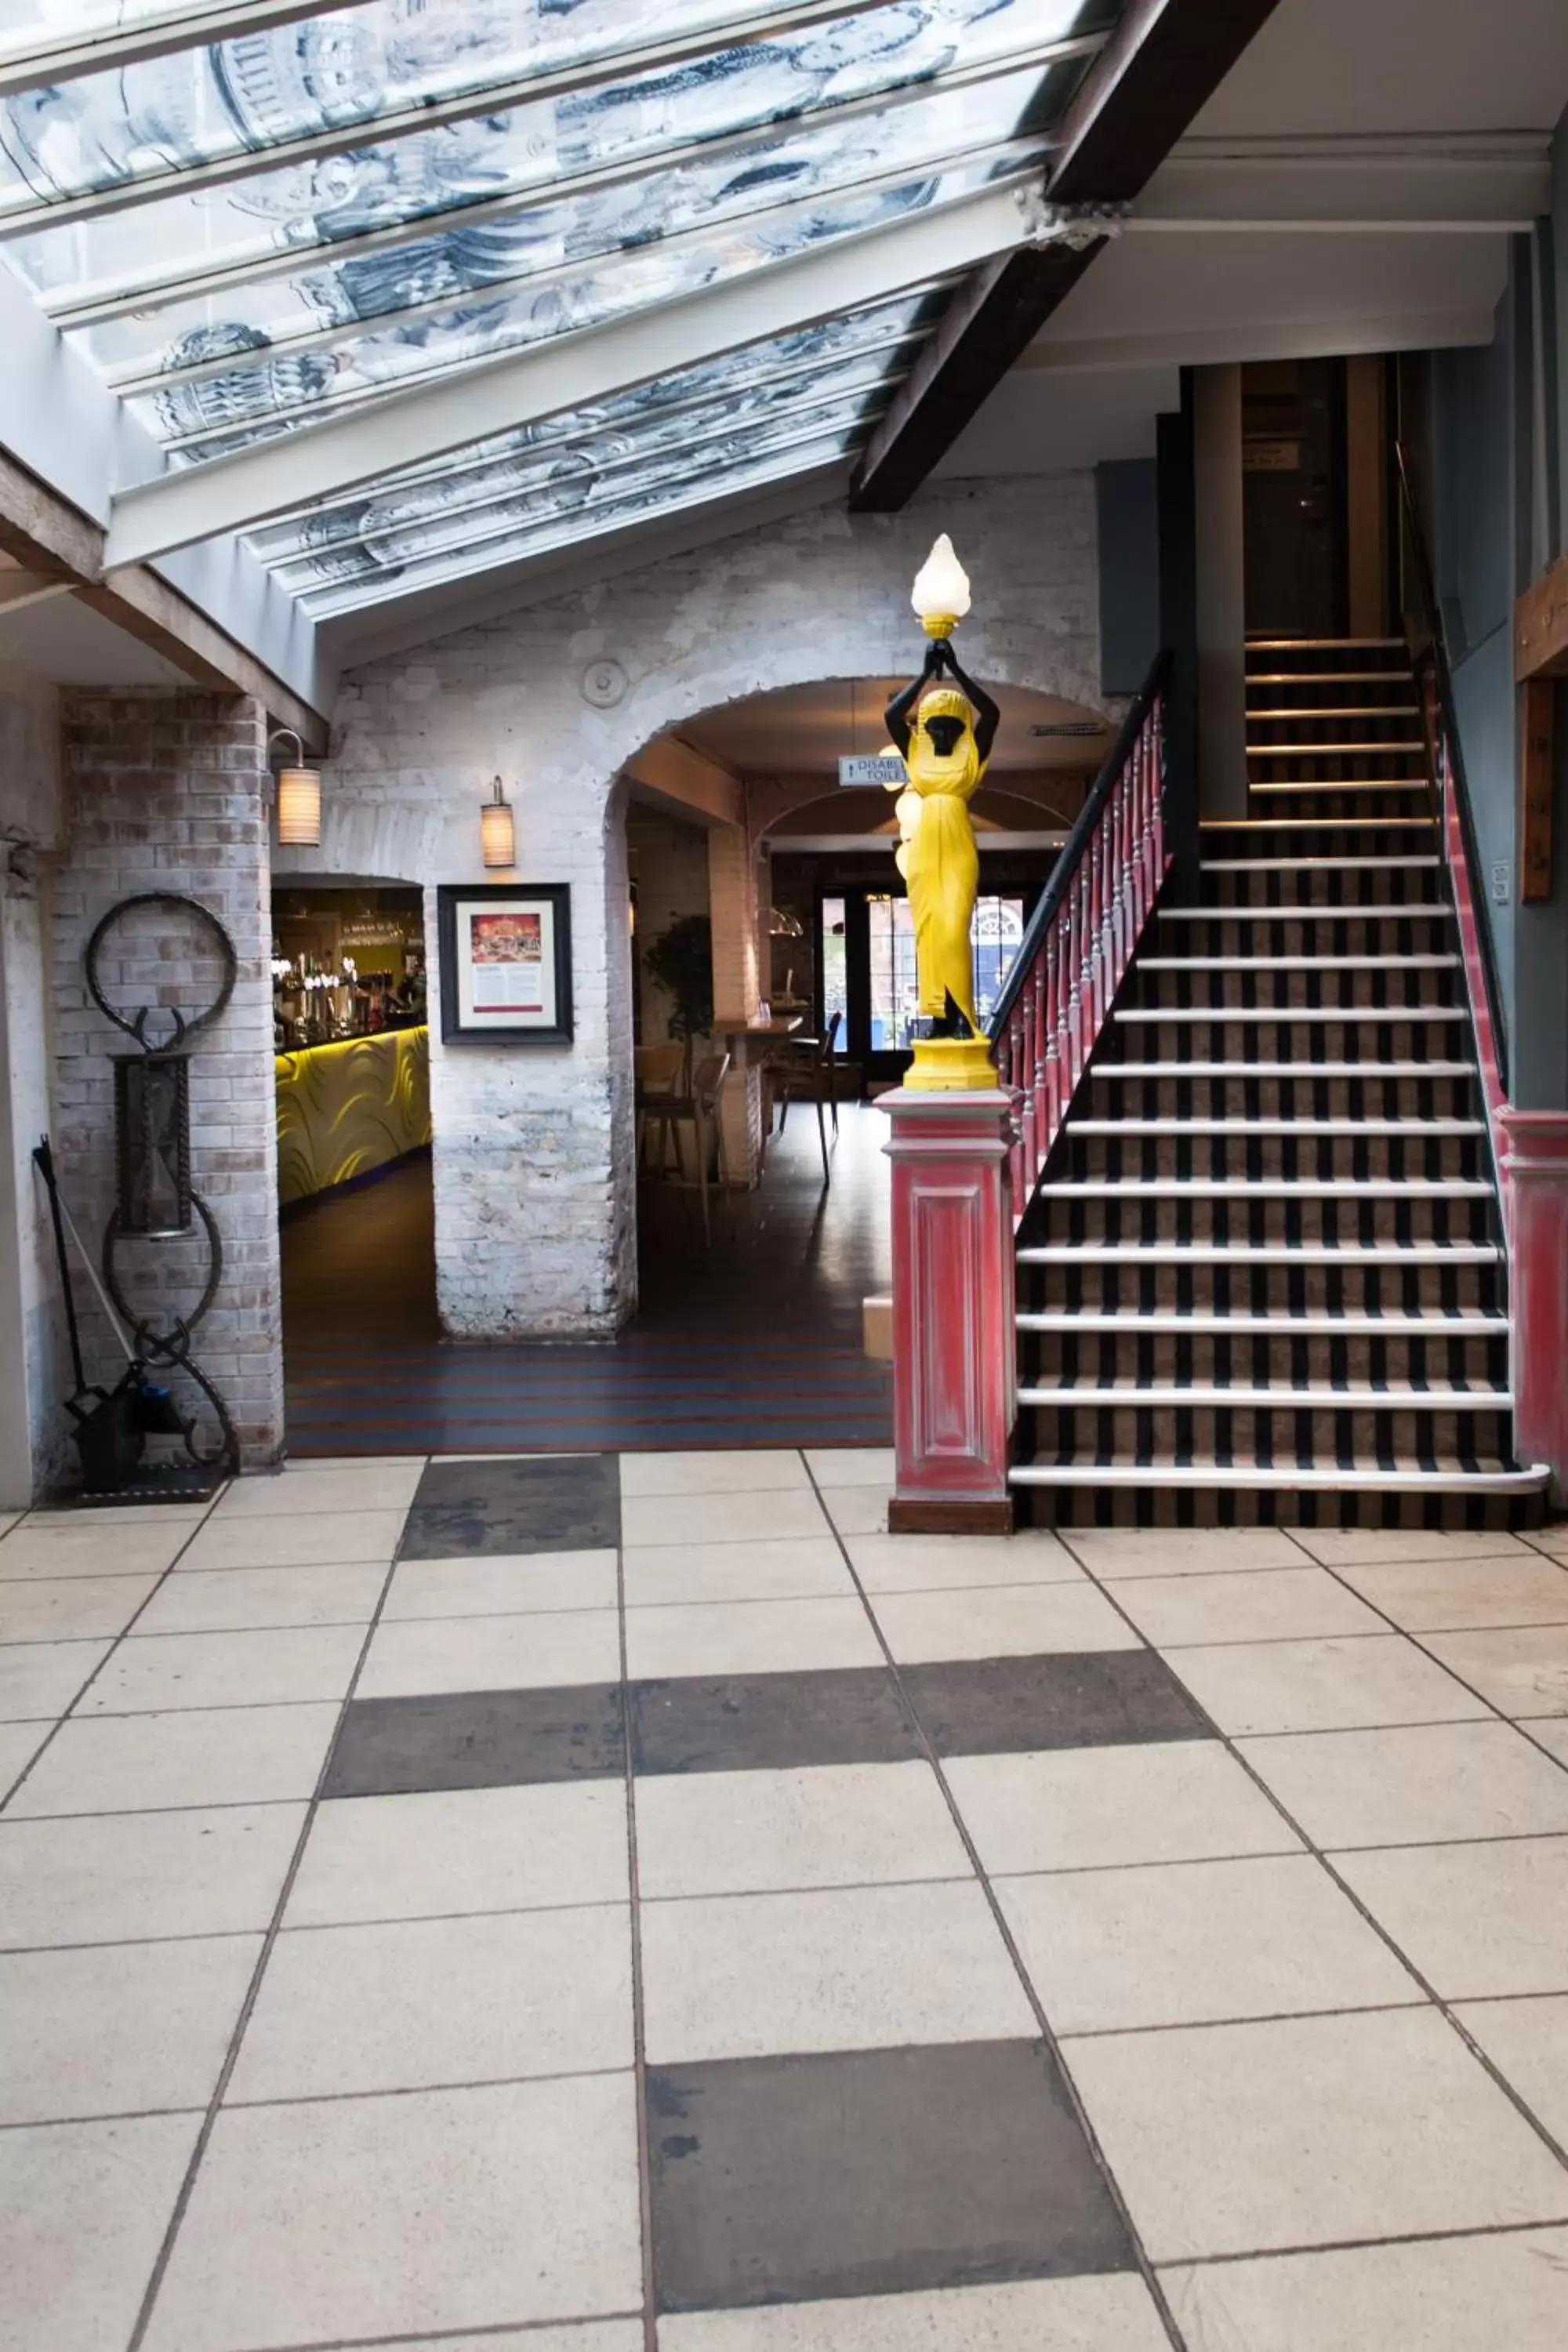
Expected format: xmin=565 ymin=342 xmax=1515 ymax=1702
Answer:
xmin=276 ymin=766 xmax=322 ymax=847
xmin=481 ymin=780 xmax=516 ymax=869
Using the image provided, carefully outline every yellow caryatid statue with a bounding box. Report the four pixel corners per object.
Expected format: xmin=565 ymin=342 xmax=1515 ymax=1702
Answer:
xmin=884 ymin=627 xmax=1000 ymax=1091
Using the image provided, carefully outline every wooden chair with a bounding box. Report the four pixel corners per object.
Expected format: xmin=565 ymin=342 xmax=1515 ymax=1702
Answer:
xmin=653 ymin=1051 xmax=732 ymax=1243
xmin=773 ymin=1011 xmax=843 ymax=1181
xmin=634 ymin=1041 xmax=686 ymax=1175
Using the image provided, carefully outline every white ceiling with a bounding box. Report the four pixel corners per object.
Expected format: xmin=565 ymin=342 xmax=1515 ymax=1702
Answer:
xmin=0 ymin=587 xmax=189 ymax=684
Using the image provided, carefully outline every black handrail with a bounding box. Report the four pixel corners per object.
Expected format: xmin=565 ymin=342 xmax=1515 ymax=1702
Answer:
xmin=1393 ymin=441 xmax=1511 ymax=1096
xmin=988 ymin=647 xmax=1171 ymax=1041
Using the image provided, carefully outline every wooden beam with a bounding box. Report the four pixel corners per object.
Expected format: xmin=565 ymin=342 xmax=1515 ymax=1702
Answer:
xmin=622 ymin=735 xmax=745 ymax=830
xmin=849 ymin=0 xmax=1287 ymax=511
xmin=0 ymin=448 xmax=326 ymax=743
xmin=1519 ymin=677 xmax=1555 ymax=904
xmin=1516 ymin=557 xmax=1568 ymax=682
xmin=0 ymin=568 xmax=74 ymax=615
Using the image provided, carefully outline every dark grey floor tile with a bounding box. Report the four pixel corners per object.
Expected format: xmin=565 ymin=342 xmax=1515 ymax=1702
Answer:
xmin=902 ymin=1650 xmax=1214 ymax=1760
xmin=631 ymin=1667 xmax=922 ymax=1777
xmin=401 ymin=1454 xmax=620 ymax=1557
xmin=321 ymin=1686 xmax=625 ymax=1796
xmin=648 ymin=2039 xmax=1134 ymax=2312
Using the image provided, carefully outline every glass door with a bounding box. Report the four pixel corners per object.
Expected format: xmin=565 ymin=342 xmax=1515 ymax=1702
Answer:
xmin=817 ymin=886 xmax=1029 ymax=1084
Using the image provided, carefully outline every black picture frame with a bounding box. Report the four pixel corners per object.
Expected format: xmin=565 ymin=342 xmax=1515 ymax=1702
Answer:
xmin=436 ymin=883 xmax=574 ymax=1045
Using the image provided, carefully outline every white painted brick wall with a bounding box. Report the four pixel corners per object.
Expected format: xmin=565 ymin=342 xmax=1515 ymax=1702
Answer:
xmin=297 ymin=475 xmax=1105 ymax=1338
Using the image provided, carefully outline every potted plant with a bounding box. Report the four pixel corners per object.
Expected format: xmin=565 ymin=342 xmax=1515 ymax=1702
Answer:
xmin=642 ymin=912 xmax=713 ymax=1087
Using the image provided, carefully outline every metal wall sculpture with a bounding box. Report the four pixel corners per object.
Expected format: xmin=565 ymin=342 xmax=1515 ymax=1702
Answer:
xmin=83 ymin=890 xmax=241 ymax=1475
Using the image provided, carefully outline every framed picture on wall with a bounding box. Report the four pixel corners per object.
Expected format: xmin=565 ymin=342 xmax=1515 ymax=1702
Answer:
xmin=436 ymin=884 xmax=573 ymax=1044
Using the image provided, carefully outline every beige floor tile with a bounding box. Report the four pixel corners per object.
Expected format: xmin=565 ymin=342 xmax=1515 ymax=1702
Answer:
xmin=1330 ymin=1553 xmax=1568 ymax=1632
xmin=1237 ymin=1721 xmax=1568 ymax=1848
xmin=1163 ymin=2229 xmax=1568 ymax=2352
xmin=1061 ymin=1526 xmax=1311 ymax=1577
xmin=1334 ymin=1836 xmax=1568 ymax=1998
xmin=620 ymin=1450 xmax=809 ymax=1496
xmin=1530 ymin=1718 xmax=1568 ymax=1766
xmin=357 ymin=1606 xmax=619 ymax=1699
xmin=0 ymin=1803 xmax=305 ymax=1949
xmin=0 ymin=1520 xmax=191 ymax=1580
xmin=402 ymin=2332 xmax=641 ymax=2352
xmin=0 ymin=1719 xmax=47 ymax=1792
xmin=635 ymin=1761 xmax=970 ymax=1900
xmin=1167 ymin=1632 xmax=1487 ymax=1736
xmin=1003 ymin=1853 xmax=1415 ymax=2034
xmin=1291 ymin=1526 xmax=1537 ymax=1569
xmin=658 ymin=2278 xmax=1173 ymax=2350
xmin=140 ymin=2074 xmax=643 ymax=2350
xmin=804 ymin=1447 xmax=897 ymax=1491
xmin=0 ymin=2112 xmax=201 ymax=2352
xmin=621 ymin=1537 xmax=854 ymax=1609
xmin=212 ymin=1462 xmax=426 ymax=1517
xmin=641 ymin=1878 xmax=1035 ymax=2063
xmin=1456 ymin=1995 xmax=1568 ymax=2146
xmin=822 ymin=1487 xmax=890 ymax=1537
xmin=624 ymin=1595 xmax=880 ymax=1681
xmin=133 ymin=1561 xmax=387 ymax=1636
xmin=79 ymin=1624 xmax=364 ymax=1715
xmin=285 ymin=1780 xmax=629 ymax=1926
xmin=1068 ymin=2007 xmax=1568 ymax=2261
xmin=1424 ymin=1624 xmax=1568 ymax=1716
xmin=383 ymin=1551 xmax=619 ymax=1619
xmin=0 ymin=1936 xmax=260 ymax=2125
xmin=620 ymin=1487 xmax=829 ymax=1549
xmin=1526 ymin=1523 xmax=1568 ymax=1559
xmin=0 ymin=1638 xmax=109 ymax=1722
xmin=845 ymin=1531 xmax=1081 ymax=1594
xmin=177 ymin=1508 xmax=407 ymax=1571
xmin=871 ymin=1581 xmax=1139 ymax=1664
xmin=280 ymin=1454 xmax=426 ymax=1472
xmin=944 ymin=1741 xmax=1301 ymax=1875
xmin=5 ymin=1704 xmax=339 ymax=1817
xmin=0 ymin=1574 xmax=159 ymax=1643
xmin=1113 ymin=1567 xmax=1385 ymax=1649
xmin=228 ymin=1904 xmax=632 ymax=2103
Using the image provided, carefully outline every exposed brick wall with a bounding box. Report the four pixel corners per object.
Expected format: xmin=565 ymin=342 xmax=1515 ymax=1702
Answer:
xmin=301 ymin=474 xmax=1104 ymax=1338
xmin=50 ymin=690 xmax=281 ymax=1468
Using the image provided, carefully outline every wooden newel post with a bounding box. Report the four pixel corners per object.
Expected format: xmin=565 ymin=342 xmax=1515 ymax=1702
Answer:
xmin=1497 ymin=1109 xmax=1568 ymax=1508
xmin=880 ymin=1088 xmax=1020 ymax=1535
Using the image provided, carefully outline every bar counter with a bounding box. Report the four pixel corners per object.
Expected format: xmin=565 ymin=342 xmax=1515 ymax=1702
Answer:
xmin=275 ymin=1025 xmax=431 ymax=1207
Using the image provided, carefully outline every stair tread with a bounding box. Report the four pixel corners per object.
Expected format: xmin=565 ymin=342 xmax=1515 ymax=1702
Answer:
xmin=1139 ymin=954 xmax=1457 ymax=969
xmin=1018 ymin=1385 xmax=1510 ymax=1408
xmin=1201 ymin=818 xmax=1436 ymax=831
xmin=1250 ymin=780 xmax=1429 ymax=793
xmin=1019 ymin=1243 xmax=1498 ymax=1263
xmin=1246 ymin=636 xmax=1406 ymax=649
xmin=1018 ymin=1311 xmax=1507 ymax=1333
xmin=1200 ymin=855 xmax=1440 ymax=869
xmin=1008 ymin=1459 xmax=1549 ymax=1491
xmin=1248 ymin=672 xmax=1418 ymax=684
xmin=1066 ymin=1118 xmax=1484 ymax=1135
xmin=1099 ymin=1062 xmax=1475 ymax=1076
xmin=1158 ymin=909 xmax=1447 ymax=922
xmin=1044 ymin=1178 xmax=1490 ymax=1195
xmin=1247 ymin=741 xmax=1426 ymax=754
xmin=1116 ymin=1007 xmax=1466 ymax=1023
xmin=1247 ymin=706 xmax=1421 ymax=719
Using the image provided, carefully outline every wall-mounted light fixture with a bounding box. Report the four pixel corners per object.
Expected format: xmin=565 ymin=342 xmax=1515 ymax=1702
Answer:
xmin=269 ymin=728 xmax=322 ymax=848
xmin=481 ymin=775 xmax=515 ymax=869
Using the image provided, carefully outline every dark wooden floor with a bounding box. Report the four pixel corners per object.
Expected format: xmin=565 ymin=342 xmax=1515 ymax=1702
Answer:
xmin=281 ymin=1109 xmax=894 ymax=1455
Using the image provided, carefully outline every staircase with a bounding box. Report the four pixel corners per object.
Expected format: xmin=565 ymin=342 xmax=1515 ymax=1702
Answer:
xmin=1010 ymin=636 xmax=1549 ymax=1528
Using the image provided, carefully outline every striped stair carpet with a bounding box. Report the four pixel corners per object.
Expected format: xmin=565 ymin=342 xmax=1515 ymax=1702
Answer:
xmin=1011 ymin=635 xmax=1550 ymax=1529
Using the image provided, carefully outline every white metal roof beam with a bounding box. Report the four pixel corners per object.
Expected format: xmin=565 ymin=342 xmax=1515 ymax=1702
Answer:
xmin=106 ymin=178 xmax=1036 ymax=566
xmin=0 ymin=0 xmax=900 ymax=235
xmin=0 ymin=1 xmax=352 ymax=96
xmin=51 ymin=32 xmax=1094 ymax=325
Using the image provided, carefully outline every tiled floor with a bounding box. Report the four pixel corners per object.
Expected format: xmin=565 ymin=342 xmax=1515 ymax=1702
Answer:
xmin=5 ymin=1461 xmax=1568 ymax=2350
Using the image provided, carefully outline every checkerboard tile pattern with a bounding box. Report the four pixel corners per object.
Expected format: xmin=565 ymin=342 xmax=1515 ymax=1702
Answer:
xmin=3 ymin=1455 xmax=1568 ymax=2350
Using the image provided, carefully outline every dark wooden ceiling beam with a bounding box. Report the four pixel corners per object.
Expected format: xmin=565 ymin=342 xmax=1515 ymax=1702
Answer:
xmin=848 ymin=0 xmax=1287 ymax=513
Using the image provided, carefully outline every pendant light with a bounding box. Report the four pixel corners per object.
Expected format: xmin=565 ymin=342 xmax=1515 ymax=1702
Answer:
xmin=481 ymin=775 xmax=516 ymax=869
xmin=269 ymin=728 xmax=321 ymax=847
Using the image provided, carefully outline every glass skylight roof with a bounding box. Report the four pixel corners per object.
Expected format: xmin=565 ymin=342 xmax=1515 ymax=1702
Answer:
xmin=0 ymin=0 xmax=1123 ymax=619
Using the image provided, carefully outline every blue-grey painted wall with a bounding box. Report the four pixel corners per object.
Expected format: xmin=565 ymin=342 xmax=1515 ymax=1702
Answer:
xmin=1096 ymin=458 xmax=1160 ymax=696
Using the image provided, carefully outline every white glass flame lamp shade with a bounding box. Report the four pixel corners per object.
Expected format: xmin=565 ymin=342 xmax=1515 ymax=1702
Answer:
xmin=481 ymin=779 xmax=516 ymax=869
xmin=911 ymin=534 xmax=971 ymax=637
xmin=275 ymin=767 xmax=321 ymax=848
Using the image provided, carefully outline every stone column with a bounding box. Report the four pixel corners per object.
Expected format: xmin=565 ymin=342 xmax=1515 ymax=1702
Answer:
xmin=1498 ymin=1107 xmax=1568 ymax=1505
xmin=880 ymin=1089 xmax=1018 ymax=1534
xmin=706 ymin=822 xmax=764 ymax=1183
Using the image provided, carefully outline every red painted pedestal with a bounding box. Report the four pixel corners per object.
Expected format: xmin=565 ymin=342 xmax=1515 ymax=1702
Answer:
xmin=880 ymin=1088 xmax=1019 ymax=1534
xmin=1498 ymin=1109 xmax=1568 ymax=1508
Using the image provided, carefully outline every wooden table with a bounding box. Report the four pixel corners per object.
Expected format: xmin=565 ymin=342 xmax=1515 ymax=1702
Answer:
xmin=711 ymin=1015 xmax=805 ymax=1179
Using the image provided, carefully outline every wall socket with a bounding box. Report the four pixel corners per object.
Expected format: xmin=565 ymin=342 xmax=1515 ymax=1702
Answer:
xmin=1490 ymin=860 xmax=1511 ymax=906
